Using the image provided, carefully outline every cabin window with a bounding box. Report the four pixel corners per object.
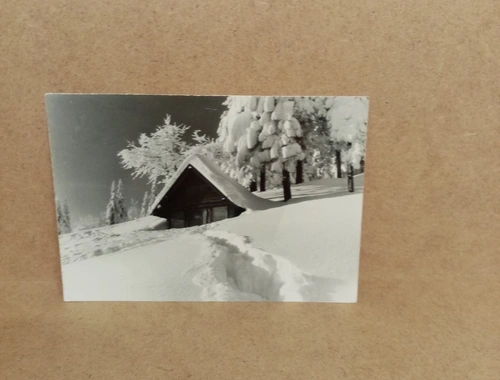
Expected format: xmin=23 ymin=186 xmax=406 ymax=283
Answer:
xmin=169 ymin=211 xmax=185 ymax=229
xmin=187 ymin=209 xmax=204 ymax=227
xmin=167 ymin=206 xmax=231 ymax=229
xmin=212 ymin=206 xmax=228 ymax=222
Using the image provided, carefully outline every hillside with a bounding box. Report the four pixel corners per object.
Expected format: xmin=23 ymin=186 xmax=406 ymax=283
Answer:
xmin=60 ymin=177 xmax=363 ymax=302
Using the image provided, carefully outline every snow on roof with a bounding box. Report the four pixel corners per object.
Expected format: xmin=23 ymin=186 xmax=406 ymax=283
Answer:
xmin=149 ymin=154 xmax=276 ymax=213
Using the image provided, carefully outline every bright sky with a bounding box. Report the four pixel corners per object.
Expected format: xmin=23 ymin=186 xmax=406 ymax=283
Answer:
xmin=45 ymin=94 xmax=226 ymax=221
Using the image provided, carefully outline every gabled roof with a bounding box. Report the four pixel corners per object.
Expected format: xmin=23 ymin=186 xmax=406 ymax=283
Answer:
xmin=149 ymin=154 xmax=276 ymax=213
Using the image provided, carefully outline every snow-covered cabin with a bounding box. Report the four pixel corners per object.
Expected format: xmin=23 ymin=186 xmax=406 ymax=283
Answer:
xmin=149 ymin=154 xmax=274 ymax=229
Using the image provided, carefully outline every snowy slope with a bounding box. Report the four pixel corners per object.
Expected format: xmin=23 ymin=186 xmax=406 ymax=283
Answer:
xmin=257 ymin=174 xmax=364 ymax=203
xmin=150 ymin=154 xmax=276 ymax=212
xmin=60 ymin=178 xmax=364 ymax=302
xmin=62 ymin=234 xmax=205 ymax=301
xmin=213 ymin=193 xmax=363 ymax=301
xmin=59 ymin=216 xmax=169 ymax=264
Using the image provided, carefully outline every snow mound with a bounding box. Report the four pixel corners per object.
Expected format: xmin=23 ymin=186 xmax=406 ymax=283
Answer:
xmin=105 ymin=216 xmax=167 ymax=233
xmin=150 ymin=154 xmax=276 ymax=212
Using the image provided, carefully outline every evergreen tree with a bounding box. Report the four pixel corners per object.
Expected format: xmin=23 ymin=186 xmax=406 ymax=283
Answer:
xmin=56 ymin=198 xmax=72 ymax=234
xmin=217 ymin=96 xmax=306 ymax=200
xmin=326 ymin=97 xmax=368 ymax=191
xmin=183 ymin=130 xmax=225 ymax=163
xmin=55 ymin=199 xmax=64 ymax=234
xmin=105 ymin=180 xmax=118 ymax=225
xmin=217 ymin=96 xmax=339 ymax=199
xmin=182 ymin=130 xmax=239 ymax=181
xmin=140 ymin=191 xmax=150 ymax=217
xmin=293 ymin=99 xmax=334 ymax=182
xmin=63 ymin=200 xmax=72 ymax=233
xmin=147 ymin=179 xmax=158 ymax=212
xmin=115 ymin=179 xmax=127 ymax=223
xmin=127 ymin=198 xmax=140 ymax=221
xmin=217 ymin=97 xmax=260 ymax=189
xmin=261 ymin=97 xmax=305 ymax=201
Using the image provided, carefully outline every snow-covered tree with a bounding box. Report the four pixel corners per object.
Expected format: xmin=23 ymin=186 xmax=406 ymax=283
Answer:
xmin=140 ymin=191 xmax=150 ymax=218
xmin=105 ymin=179 xmax=127 ymax=225
xmin=218 ymin=96 xmax=311 ymax=201
xmin=259 ymin=97 xmax=307 ymax=201
xmin=56 ymin=198 xmax=72 ymax=234
xmin=105 ymin=181 xmax=119 ymax=225
xmin=63 ymin=201 xmax=72 ymax=232
xmin=217 ymin=97 xmax=261 ymax=190
xmin=127 ymin=198 xmax=140 ymax=221
xmin=56 ymin=199 xmax=63 ymax=233
xmin=292 ymin=98 xmax=334 ymax=182
xmin=114 ymin=179 xmax=127 ymax=222
xmin=118 ymin=114 xmax=190 ymax=185
xmin=326 ymin=97 xmax=368 ymax=191
xmin=217 ymin=96 xmax=339 ymax=197
xmin=183 ymin=130 xmax=226 ymax=167
xmin=147 ymin=179 xmax=159 ymax=213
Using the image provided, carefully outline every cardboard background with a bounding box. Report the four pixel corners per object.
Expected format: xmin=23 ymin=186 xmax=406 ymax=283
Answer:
xmin=1 ymin=1 xmax=499 ymax=378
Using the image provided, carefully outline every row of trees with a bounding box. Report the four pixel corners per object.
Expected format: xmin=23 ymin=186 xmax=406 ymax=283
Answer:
xmin=105 ymin=179 xmax=127 ymax=225
xmin=103 ymin=179 xmax=159 ymax=227
xmin=56 ymin=179 xmax=154 ymax=234
xmin=118 ymin=96 xmax=367 ymax=202
xmin=218 ymin=96 xmax=368 ymax=199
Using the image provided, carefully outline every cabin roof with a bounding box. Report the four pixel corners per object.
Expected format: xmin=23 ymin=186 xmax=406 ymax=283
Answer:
xmin=149 ymin=154 xmax=276 ymax=213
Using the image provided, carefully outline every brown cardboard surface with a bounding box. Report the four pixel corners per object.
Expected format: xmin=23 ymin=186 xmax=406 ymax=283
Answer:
xmin=1 ymin=1 xmax=499 ymax=379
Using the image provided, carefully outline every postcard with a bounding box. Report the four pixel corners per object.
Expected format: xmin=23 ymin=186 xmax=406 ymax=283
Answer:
xmin=45 ymin=94 xmax=369 ymax=302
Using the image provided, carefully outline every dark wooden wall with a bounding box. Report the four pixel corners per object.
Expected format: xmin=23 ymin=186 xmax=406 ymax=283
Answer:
xmin=152 ymin=166 xmax=244 ymax=227
xmin=153 ymin=167 xmax=229 ymax=216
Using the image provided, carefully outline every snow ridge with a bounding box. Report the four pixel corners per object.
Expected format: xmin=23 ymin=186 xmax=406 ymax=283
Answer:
xmin=187 ymin=230 xmax=310 ymax=301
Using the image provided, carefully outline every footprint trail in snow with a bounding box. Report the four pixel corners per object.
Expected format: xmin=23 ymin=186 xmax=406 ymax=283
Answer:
xmin=186 ymin=230 xmax=338 ymax=302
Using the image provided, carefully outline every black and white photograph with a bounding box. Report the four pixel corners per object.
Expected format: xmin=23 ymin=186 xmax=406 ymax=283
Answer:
xmin=45 ymin=94 xmax=369 ymax=302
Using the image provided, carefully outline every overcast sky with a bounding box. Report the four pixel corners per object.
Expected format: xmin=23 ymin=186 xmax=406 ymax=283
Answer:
xmin=45 ymin=94 xmax=226 ymax=221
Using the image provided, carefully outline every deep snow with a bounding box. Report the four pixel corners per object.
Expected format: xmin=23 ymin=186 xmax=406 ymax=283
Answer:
xmin=60 ymin=176 xmax=363 ymax=302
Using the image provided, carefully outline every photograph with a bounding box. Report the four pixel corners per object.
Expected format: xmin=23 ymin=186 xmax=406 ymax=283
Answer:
xmin=45 ymin=94 xmax=369 ymax=302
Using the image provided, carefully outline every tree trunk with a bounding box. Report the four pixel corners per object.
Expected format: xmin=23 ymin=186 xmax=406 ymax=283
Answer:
xmin=347 ymin=164 xmax=354 ymax=192
xmin=335 ymin=149 xmax=342 ymax=178
xmin=282 ymin=169 xmax=292 ymax=202
xmin=249 ymin=180 xmax=257 ymax=192
xmin=346 ymin=143 xmax=354 ymax=192
xmin=296 ymin=160 xmax=304 ymax=184
xmin=360 ymin=158 xmax=365 ymax=173
xmin=259 ymin=165 xmax=266 ymax=192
